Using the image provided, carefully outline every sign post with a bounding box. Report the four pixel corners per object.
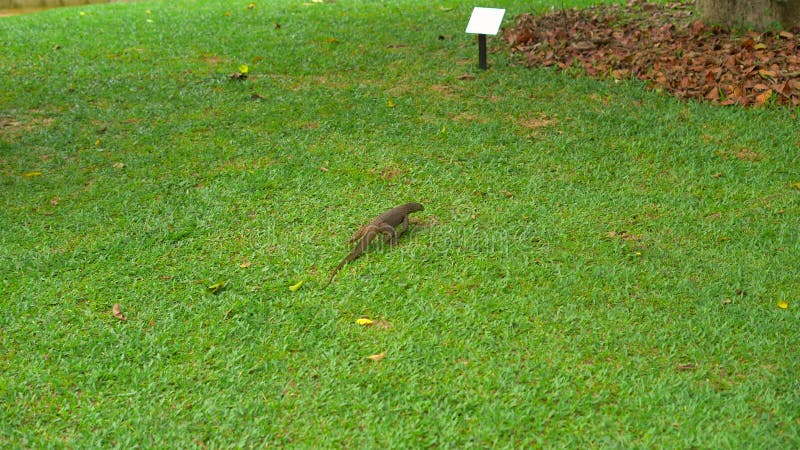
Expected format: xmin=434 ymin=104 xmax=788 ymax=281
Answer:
xmin=465 ymin=7 xmax=506 ymax=70
xmin=478 ymin=34 xmax=487 ymax=70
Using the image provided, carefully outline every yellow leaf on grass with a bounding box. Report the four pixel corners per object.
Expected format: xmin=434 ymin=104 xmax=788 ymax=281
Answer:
xmin=240 ymin=260 xmax=252 ymax=268
xmin=289 ymin=280 xmax=304 ymax=292
xmin=248 ymin=3 xmax=256 ymax=9
xmin=387 ymin=98 xmax=395 ymax=108
xmin=366 ymin=352 xmax=385 ymax=362
xmin=356 ymin=318 xmax=374 ymax=326
xmin=777 ymin=300 xmax=788 ymax=309
xmin=207 ymin=280 xmax=226 ymax=294
xmin=239 ymin=64 xmax=249 ymax=74
xmin=791 ymin=182 xmax=800 ymax=190
xmin=23 ymin=171 xmax=42 ymax=177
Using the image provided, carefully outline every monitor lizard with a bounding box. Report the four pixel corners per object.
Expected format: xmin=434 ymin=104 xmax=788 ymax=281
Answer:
xmin=324 ymin=202 xmax=424 ymax=287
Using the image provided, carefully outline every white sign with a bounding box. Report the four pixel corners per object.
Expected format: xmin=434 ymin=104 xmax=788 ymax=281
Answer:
xmin=465 ymin=7 xmax=506 ymax=36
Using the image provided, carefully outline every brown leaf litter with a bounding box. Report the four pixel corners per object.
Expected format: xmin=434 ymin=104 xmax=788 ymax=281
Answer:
xmin=505 ymin=0 xmax=800 ymax=107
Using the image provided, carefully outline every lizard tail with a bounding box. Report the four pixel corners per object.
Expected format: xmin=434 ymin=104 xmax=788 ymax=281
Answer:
xmin=323 ymin=271 xmax=336 ymax=288
xmin=323 ymin=259 xmax=348 ymax=289
xmin=323 ymin=228 xmax=378 ymax=289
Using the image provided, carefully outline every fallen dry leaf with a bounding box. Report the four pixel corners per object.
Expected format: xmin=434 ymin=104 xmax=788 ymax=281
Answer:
xmin=754 ymin=89 xmax=773 ymax=105
xmin=758 ymin=69 xmax=778 ymax=80
xmin=288 ymin=280 xmax=304 ymax=292
xmin=240 ymin=260 xmax=252 ymax=268
xmin=366 ymin=352 xmax=386 ymax=362
xmin=722 ymin=298 xmax=732 ymax=305
xmin=357 ymin=318 xmax=374 ymax=326
xmin=676 ymin=363 xmax=696 ymax=371
xmin=112 ymin=303 xmax=128 ymax=321
xmin=457 ymin=73 xmax=476 ymax=81
xmin=777 ymin=300 xmax=789 ymax=309
xmin=23 ymin=171 xmax=42 ymax=177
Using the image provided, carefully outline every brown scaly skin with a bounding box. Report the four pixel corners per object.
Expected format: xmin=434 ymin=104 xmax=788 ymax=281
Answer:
xmin=324 ymin=202 xmax=424 ymax=287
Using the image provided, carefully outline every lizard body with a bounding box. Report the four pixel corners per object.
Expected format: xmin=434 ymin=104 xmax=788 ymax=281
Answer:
xmin=325 ymin=202 xmax=424 ymax=287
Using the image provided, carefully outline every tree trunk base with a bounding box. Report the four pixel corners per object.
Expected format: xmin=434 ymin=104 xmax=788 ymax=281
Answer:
xmin=698 ymin=0 xmax=800 ymax=30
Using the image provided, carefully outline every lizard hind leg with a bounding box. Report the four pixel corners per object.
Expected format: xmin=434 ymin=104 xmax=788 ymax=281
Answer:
xmin=384 ymin=216 xmax=408 ymax=247
xmin=348 ymin=225 xmax=368 ymax=244
xmin=376 ymin=223 xmax=398 ymax=247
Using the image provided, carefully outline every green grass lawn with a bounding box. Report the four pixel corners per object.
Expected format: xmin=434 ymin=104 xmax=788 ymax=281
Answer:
xmin=1 ymin=0 xmax=799 ymax=446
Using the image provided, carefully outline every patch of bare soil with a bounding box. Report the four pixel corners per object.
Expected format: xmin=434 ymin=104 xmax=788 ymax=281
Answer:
xmin=504 ymin=0 xmax=800 ymax=107
xmin=0 ymin=113 xmax=54 ymax=141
